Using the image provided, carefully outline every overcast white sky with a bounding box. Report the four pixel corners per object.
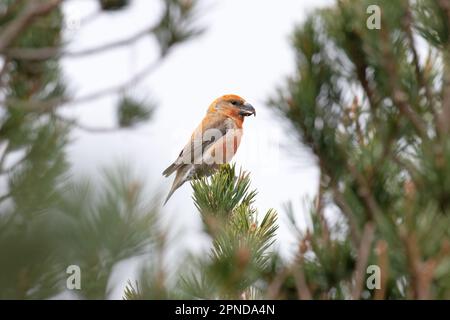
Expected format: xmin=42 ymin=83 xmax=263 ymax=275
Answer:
xmin=60 ymin=0 xmax=334 ymax=298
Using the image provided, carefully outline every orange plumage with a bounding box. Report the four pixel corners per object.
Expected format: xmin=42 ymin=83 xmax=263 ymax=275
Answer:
xmin=162 ymin=94 xmax=256 ymax=204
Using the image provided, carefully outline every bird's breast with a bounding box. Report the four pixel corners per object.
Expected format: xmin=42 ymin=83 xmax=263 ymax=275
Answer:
xmin=203 ymin=127 xmax=243 ymax=165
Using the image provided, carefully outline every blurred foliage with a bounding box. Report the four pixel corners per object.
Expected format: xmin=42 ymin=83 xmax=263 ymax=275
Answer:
xmin=99 ymin=0 xmax=130 ymax=11
xmin=0 ymin=163 xmax=158 ymax=299
xmin=117 ymin=95 xmax=154 ymax=128
xmin=54 ymin=167 xmax=159 ymax=299
xmin=153 ymin=0 xmax=204 ymax=55
xmin=0 ymin=1 xmax=68 ymax=299
xmin=269 ymin=0 xmax=450 ymax=299
xmin=0 ymin=0 xmax=202 ymax=299
xmin=3 ymin=0 xmax=450 ymax=301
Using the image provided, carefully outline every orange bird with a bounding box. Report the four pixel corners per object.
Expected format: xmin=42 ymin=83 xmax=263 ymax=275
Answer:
xmin=163 ymin=94 xmax=256 ymax=204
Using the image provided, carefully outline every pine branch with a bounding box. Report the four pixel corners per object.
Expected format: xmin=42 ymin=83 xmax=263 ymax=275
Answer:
xmin=379 ymin=25 xmax=429 ymax=139
xmin=0 ymin=0 xmax=62 ymax=52
xmin=403 ymin=4 xmax=438 ymax=132
xmin=1 ymin=56 xmax=163 ymax=112
xmin=189 ymin=164 xmax=278 ymax=298
xmin=5 ymin=24 xmax=155 ymax=60
xmin=436 ymin=0 xmax=450 ymax=135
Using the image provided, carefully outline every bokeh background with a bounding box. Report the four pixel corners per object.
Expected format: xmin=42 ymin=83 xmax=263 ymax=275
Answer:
xmin=3 ymin=0 xmax=449 ymax=300
xmin=61 ymin=0 xmax=330 ymax=297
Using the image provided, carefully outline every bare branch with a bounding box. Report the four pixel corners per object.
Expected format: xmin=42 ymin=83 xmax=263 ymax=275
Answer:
xmin=1 ymin=55 xmax=163 ymax=112
xmin=399 ymin=207 xmax=448 ymax=300
xmin=401 ymin=229 xmax=436 ymax=300
xmin=392 ymin=90 xmax=429 ymax=139
xmin=331 ymin=185 xmax=361 ymax=246
xmin=265 ymin=267 xmax=289 ymax=299
xmin=5 ymin=24 xmax=154 ymax=60
xmin=351 ymin=222 xmax=375 ymax=300
xmin=53 ymin=113 xmax=123 ymax=133
xmin=293 ymin=237 xmax=313 ymax=300
xmin=67 ymin=57 xmax=159 ymax=104
xmin=79 ymin=9 xmax=101 ymax=27
xmin=346 ymin=162 xmax=382 ymax=220
xmin=374 ymin=240 xmax=388 ymax=300
xmin=0 ymin=0 xmax=62 ymax=53
xmin=293 ymin=265 xmax=312 ymax=300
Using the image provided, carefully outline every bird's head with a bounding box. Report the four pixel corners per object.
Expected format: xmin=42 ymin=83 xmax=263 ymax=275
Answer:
xmin=208 ymin=94 xmax=256 ymax=119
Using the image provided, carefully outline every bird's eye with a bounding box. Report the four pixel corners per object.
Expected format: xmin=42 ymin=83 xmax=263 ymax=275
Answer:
xmin=231 ymin=100 xmax=238 ymax=106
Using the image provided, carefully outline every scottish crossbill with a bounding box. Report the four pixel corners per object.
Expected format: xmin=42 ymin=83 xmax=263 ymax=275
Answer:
xmin=162 ymin=94 xmax=256 ymax=204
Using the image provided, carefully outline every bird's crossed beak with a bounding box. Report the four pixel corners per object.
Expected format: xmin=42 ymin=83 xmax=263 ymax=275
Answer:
xmin=239 ymin=102 xmax=256 ymax=117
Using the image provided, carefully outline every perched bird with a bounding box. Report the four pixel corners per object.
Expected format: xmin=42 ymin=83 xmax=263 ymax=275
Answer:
xmin=162 ymin=94 xmax=256 ymax=204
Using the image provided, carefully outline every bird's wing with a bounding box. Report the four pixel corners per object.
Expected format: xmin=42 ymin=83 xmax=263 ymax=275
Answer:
xmin=201 ymin=125 xmax=243 ymax=165
xmin=162 ymin=115 xmax=232 ymax=177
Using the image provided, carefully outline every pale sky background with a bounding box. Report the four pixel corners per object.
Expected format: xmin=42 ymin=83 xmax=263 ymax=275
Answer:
xmin=60 ymin=0 xmax=334 ymax=298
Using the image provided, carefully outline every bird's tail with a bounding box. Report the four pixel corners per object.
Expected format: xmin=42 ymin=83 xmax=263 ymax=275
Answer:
xmin=163 ymin=165 xmax=189 ymax=205
xmin=163 ymin=184 xmax=177 ymax=205
xmin=162 ymin=162 xmax=179 ymax=177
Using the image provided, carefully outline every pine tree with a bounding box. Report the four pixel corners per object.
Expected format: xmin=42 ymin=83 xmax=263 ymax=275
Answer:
xmin=269 ymin=0 xmax=450 ymax=299
xmin=124 ymin=165 xmax=278 ymax=300
xmin=3 ymin=0 xmax=450 ymax=301
xmin=0 ymin=0 xmax=202 ymax=299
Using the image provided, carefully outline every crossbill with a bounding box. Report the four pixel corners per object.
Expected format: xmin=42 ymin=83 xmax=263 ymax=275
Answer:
xmin=163 ymin=94 xmax=256 ymax=204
